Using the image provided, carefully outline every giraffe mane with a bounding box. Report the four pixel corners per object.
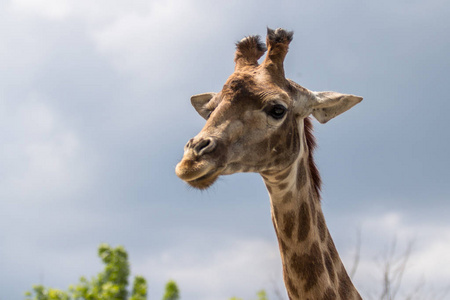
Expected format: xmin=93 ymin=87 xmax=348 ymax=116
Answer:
xmin=304 ymin=117 xmax=322 ymax=200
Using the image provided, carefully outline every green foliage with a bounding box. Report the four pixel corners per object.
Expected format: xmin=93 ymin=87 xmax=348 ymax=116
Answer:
xmin=24 ymin=286 xmax=70 ymax=300
xmin=162 ymin=280 xmax=180 ymax=300
xmin=25 ymin=244 xmax=148 ymax=300
xmin=229 ymin=290 xmax=268 ymax=300
xmin=24 ymin=243 xmax=272 ymax=300
xmin=255 ymin=290 xmax=268 ymax=300
xmin=130 ymin=276 xmax=147 ymax=300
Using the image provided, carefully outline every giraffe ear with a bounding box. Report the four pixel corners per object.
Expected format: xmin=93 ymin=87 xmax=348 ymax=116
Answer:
xmin=310 ymin=91 xmax=363 ymax=124
xmin=191 ymin=92 xmax=217 ymax=120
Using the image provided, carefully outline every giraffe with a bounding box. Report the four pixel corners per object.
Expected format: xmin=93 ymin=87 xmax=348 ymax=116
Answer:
xmin=175 ymin=28 xmax=363 ymax=300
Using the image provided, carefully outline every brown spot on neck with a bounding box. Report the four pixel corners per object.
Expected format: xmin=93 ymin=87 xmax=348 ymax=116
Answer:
xmin=283 ymin=211 xmax=296 ymax=240
xmin=290 ymin=242 xmax=325 ymax=292
xmin=338 ymin=268 xmax=356 ymax=299
xmin=317 ymin=211 xmax=327 ymax=242
xmin=287 ymin=277 xmax=299 ymax=299
xmin=297 ymin=202 xmax=311 ymax=242
xmin=327 ymin=235 xmax=340 ymax=263
xmin=282 ymin=190 xmax=293 ymax=204
xmin=322 ymin=287 xmax=337 ymax=300
xmin=278 ymin=182 xmax=288 ymax=190
xmin=296 ymin=159 xmax=307 ymax=190
xmin=324 ymin=251 xmax=336 ymax=284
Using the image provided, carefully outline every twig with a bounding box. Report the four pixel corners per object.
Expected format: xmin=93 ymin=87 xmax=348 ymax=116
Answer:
xmin=350 ymin=227 xmax=362 ymax=280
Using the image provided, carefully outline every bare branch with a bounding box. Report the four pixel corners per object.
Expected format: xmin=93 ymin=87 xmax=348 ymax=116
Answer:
xmin=350 ymin=227 xmax=362 ymax=280
xmin=348 ymin=232 xmax=447 ymax=300
xmin=391 ymin=240 xmax=414 ymax=299
xmin=404 ymin=277 xmax=425 ymax=300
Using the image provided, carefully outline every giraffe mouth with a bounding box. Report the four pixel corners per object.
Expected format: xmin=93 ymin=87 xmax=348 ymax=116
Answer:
xmin=175 ymin=159 xmax=222 ymax=190
xmin=185 ymin=169 xmax=221 ymax=189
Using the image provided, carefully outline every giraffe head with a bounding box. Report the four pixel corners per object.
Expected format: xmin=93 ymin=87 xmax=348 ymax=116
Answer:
xmin=176 ymin=28 xmax=362 ymax=189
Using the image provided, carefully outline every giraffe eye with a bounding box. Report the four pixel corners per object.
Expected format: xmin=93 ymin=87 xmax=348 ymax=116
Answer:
xmin=267 ymin=104 xmax=287 ymax=120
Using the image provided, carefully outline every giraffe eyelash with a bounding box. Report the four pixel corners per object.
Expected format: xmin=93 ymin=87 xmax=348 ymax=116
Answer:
xmin=265 ymin=104 xmax=288 ymax=120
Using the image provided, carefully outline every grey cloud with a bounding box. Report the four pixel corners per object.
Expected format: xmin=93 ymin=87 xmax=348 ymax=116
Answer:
xmin=1 ymin=0 xmax=450 ymax=299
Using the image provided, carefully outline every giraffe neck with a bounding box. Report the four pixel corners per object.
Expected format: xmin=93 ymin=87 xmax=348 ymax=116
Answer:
xmin=261 ymin=157 xmax=361 ymax=300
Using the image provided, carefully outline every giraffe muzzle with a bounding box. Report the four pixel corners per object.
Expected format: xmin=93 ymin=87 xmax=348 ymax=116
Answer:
xmin=176 ymin=136 xmax=224 ymax=189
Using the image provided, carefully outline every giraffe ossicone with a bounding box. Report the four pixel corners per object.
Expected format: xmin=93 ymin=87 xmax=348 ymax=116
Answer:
xmin=176 ymin=28 xmax=363 ymax=300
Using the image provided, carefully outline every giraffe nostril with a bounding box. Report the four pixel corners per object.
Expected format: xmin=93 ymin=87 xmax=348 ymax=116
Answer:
xmin=193 ymin=138 xmax=216 ymax=156
xmin=185 ymin=138 xmax=194 ymax=149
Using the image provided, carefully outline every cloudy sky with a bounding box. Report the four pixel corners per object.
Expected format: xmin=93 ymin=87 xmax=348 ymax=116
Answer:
xmin=1 ymin=0 xmax=449 ymax=299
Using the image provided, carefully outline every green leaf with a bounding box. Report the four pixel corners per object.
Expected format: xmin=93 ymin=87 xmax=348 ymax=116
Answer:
xmin=162 ymin=280 xmax=179 ymax=300
xmin=256 ymin=290 xmax=268 ymax=300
